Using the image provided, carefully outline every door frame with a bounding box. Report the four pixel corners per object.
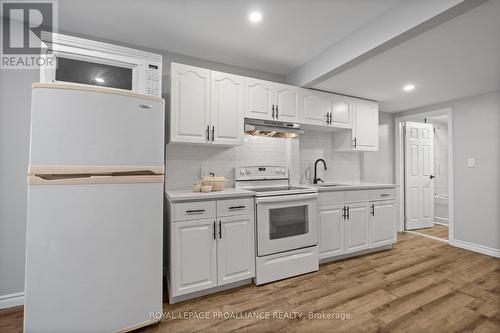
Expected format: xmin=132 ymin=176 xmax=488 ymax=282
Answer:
xmin=394 ymin=107 xmax=454 ymax=245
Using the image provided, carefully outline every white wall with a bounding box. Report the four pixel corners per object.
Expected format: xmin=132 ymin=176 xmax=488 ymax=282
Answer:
xmin=395 ymin=91 xmax=500 ymax=253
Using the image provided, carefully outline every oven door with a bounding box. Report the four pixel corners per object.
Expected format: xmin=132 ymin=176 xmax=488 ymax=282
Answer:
xmin=256 ymin=193 xmax=318 ymax=256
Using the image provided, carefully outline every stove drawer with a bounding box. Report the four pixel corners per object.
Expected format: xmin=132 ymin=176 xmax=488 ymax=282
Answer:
xmin=217 ymin=198 xmax=254 ymax=217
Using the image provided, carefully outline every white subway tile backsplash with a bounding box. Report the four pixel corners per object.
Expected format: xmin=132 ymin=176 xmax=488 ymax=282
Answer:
xmin=166 ymin=131 xmax=361 ymax=190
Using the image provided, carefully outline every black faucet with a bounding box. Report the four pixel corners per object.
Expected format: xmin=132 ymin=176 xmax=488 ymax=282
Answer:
xmin=313 ymin=159 xmax=327 ymax=184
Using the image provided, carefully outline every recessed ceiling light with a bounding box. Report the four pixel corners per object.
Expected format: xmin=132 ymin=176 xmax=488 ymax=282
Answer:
xmin=403 ymin=84 xmax=415 ymax=92
xmin=249 ymin=11 xmax=262 ymax=23
xmin=95 ymin=77 xmax=105 ymax=83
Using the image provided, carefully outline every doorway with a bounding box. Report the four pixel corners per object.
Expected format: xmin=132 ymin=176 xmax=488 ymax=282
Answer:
xmin=395 ymin=108 xmax=454 ymax=243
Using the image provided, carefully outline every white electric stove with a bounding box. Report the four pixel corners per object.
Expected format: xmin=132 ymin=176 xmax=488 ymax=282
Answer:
xmin=235 ymin=166 xmax=319 ymax=285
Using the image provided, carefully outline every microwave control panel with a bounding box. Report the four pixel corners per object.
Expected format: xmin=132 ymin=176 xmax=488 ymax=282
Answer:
xmin=146 ymin=63 xmax=162 ymax=97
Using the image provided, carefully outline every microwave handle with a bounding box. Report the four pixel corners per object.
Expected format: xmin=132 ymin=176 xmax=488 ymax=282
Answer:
xmin=256 ymin=193 xmax=317 ymax=204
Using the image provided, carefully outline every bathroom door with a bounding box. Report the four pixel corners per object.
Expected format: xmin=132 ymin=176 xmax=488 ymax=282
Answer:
xmin=404 ymin=122 xmax=435 ymax=230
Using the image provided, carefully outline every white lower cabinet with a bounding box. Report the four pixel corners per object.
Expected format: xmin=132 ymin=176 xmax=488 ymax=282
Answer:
xmin=370 ymin=200 xmax=397 ymax=247
xmin=217 ymin=215 xmax=255 ymax=285
xmin=319 ymin=205 xmax=344 ymax=259
xmin=318 ymin=189 xmax=397 ymax=260
xmin=168 ymin=198 xmax=255 ymax=301
xmin=172 ymin=218 xmax=218 ymax=296
xmin=345 ymin=202 xmax=370 ymax=253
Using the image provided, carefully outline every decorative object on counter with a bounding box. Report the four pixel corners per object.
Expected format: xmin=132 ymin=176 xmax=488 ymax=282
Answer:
xmin=192 ymin=180 xmax=202 ymax=192
xmin=202 ymin=173 xmax=226 ymax=191
xmin=201 ymin=184 xmax=212 ymax=193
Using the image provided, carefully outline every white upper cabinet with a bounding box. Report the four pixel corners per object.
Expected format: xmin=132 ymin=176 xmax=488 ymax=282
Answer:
xmin=244 ymin=78 xmax=275 ymax=120
xmin=274 ymin=83 xmax=300 ymax=121
xmin=244 ymin=79 xmax=299 ymax=122
xmin=170 ymin=63 xmax=243 ymax=145
xmin=333 ymin=99 xmax=379 ymax=151
xmin=353 ymin=100 xmax=379 ymax=151
xmin=329 ymin=97 xmax=352 ymax=129
xmin=299 ymin=89 xmax=328 ymax=125
xmin=211 ymin=71 xmax=244 ymax=145
xmin=170 ymin=63 xmax=211 ymax=144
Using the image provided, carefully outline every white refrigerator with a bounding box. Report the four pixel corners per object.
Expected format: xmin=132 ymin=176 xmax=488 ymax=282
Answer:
xmin=24 ymin=83 xmax=165 ymax=333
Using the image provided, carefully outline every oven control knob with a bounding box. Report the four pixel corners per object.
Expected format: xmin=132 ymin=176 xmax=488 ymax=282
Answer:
xmin=239 ymin=169 xmax=247 ymax=175
xmin=275 ymin=167 xmax=281 ymax=174
xmin=281 ymin=168 xmax=286 ymax=174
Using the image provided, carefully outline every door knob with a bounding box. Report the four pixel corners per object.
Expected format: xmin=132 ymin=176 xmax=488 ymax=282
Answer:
xmin=430 ymin=175 xmax=435 ymax=179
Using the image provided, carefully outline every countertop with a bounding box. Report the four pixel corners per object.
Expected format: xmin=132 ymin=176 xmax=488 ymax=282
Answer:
xmin=312 ymin=182 xmax=398 ymax=192
xmin=166 ymin=188 xmax=255 ymax=202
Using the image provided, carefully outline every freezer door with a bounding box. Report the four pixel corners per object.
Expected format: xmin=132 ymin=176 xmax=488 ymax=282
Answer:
xmin=29 ymin=85 xmax=164 ymax=168
xmin=24 ymin=182 xmax=163 ymax=332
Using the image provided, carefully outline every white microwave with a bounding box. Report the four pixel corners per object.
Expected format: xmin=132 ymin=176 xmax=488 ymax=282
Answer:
xmin=40 ymin=32 xmax=162 ymax=97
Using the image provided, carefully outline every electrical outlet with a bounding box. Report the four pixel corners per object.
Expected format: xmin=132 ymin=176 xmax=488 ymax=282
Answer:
xmin=467 ymin=158 xmax=475 ymax=168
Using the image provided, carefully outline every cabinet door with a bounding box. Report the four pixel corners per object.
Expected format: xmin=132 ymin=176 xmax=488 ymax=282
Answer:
xmin=345 ymin=202 xmax=370 ymax=253
xmin=170 ymin=63 xmax=210 ymax=144
xmin=370 ymin=200 xmax=397 ymax=247
xmin=353 ymin=100 xmax=378 ymax=151
xmin=330 ymin=98 xmax=352 ymax=128
xmin=217 ymin=215 xmax=255 ymax=285
xmin=171 ymin=218 xmax=217 ymax=296
xmin=211 ymin=71 xmax=244 ymax=145
xmin=319 ymin=205 xmax=345 ymax=259
xmin=274 ymin=83 xmax=299 ymax=122
xmin=244 ymin=78 xmax=274 ymax=120
xmin=299 ymin=89 xmax=327 ymax=125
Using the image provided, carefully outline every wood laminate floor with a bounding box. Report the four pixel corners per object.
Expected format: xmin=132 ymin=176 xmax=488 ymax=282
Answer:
xmin=411 ymin=224 xmax=449 ymax=240
xmin=1 ymin=232 xmax=499 ymax=333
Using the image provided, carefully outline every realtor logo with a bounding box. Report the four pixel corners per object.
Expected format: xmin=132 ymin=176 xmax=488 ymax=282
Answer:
xmin=1 ymin=0 xmax=57 ymax=69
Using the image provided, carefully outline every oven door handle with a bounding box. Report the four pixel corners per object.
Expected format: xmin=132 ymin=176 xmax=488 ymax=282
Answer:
xmin=255 ymin=193 xmax=318 ymax=204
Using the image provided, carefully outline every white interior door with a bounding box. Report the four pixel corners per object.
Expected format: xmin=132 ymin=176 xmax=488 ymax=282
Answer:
xmin=405 ymin=121 xmax=435 ymax=230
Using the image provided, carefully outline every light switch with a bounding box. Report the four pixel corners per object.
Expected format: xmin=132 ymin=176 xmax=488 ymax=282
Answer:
xmin=467 ymin=158 xmax=475 ymax=168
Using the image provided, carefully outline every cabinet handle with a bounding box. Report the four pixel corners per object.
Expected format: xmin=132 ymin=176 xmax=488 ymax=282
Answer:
xmin=206 ymin=125 xmax=210 ymax=142
xmin=371 ymin=204 xmax=375 ymax=216
xmin=229 ymin=205 xmax=246 ymax=210
xmin=347 ymin=206 xmax=350 ymax=220
xmin=353 ymin=137 xmax=357 ymax=149
xmin=211 ymin=126 xmax=215 ymax=142
xmin=272 ymin=104 xmax=275 ymax=119
xmin=329 ymin=112 xmax=333 ymax=125
xmin=213 ymin=221 xmax=216 ymax=240
xmin=380 ymin=193 xmax=391 ymax=197
xmin=185 ymin=209 xmax=205 ymax=214
xmin=342 ymin=206 xmax=345 ymax=219
xmin=326 ymin=112 xmax=330 ymax=125
xmin=276 ymin=105 xmax=279 ymax=119
xmin=218 ymin=221 xmax=222 ymax=239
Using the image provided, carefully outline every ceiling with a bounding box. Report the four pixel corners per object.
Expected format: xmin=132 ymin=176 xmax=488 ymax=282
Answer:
xmin=313 ymin=0 xmax=500 ymax=112
xmin=57 ymin=0 xmax=401 ymax=75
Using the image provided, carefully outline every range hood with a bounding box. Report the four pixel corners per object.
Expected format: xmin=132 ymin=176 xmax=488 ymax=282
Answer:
xmin=244 ymin=118 xmax=303 ymax=138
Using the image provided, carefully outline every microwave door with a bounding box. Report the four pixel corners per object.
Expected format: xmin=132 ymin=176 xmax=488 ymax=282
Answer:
xmin=42 ymin=48 xmax=140 ymax=92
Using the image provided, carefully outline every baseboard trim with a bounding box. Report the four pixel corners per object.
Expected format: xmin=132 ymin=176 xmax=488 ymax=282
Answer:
xmin=453 ymin=239 xmax=500 ymax=258
xmin=0 ymin=292 xmax=24 ymax=309
xmin=434 ymin=217 xmax=449 ymax=225
xmin=405 ymin=230 xmax=448 ymax=243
